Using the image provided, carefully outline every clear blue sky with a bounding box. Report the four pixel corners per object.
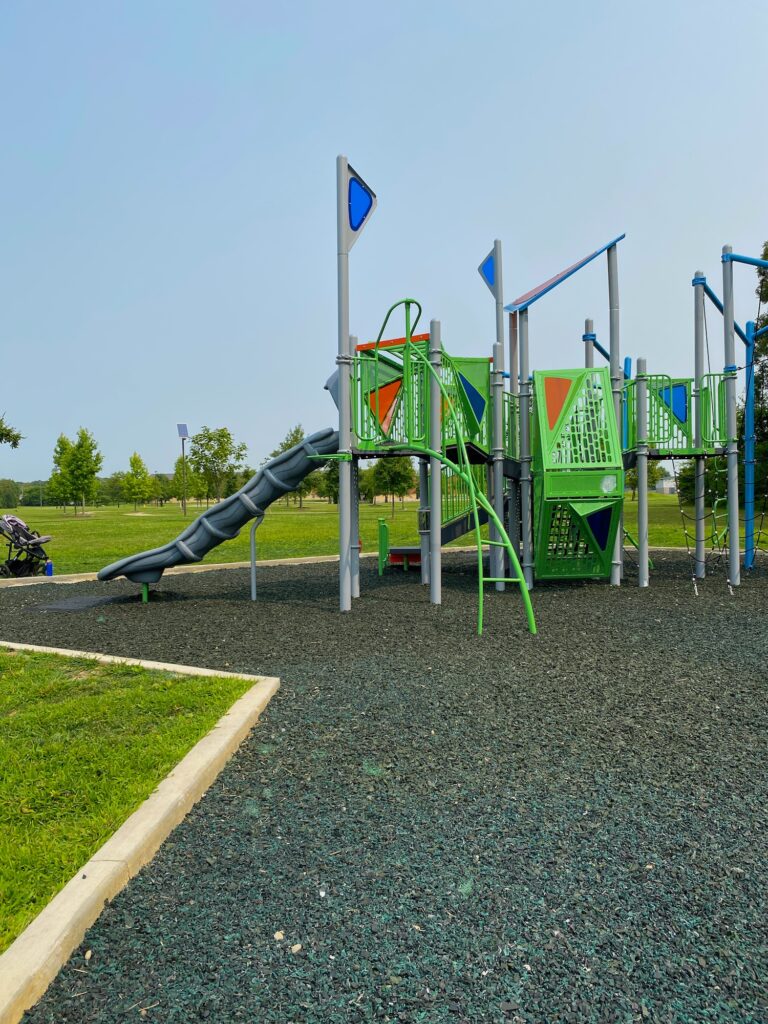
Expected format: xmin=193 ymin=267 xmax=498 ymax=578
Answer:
xmin=2 ymin=0 xmax=766 ymax=479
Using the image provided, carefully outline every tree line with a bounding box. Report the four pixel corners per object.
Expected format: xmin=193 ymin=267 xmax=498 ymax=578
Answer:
xmin=1 ymin=423 xmax=419 ymax=513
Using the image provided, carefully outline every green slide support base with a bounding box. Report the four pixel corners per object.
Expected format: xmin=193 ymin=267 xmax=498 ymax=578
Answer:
xmin=141 ymin=583 xmax=149 ymax=604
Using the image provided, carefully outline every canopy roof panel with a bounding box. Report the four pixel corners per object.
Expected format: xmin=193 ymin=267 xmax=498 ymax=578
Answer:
xmin=505 ymin=234 xmax=625 ymax=314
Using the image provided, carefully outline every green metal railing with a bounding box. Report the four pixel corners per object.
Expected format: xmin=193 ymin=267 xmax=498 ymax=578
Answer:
xmin=352 ymin=298 xmax=535 ymax=635
xmin=701 ymin=373 xmax=727 ymax=448
xmin=440 ymin=463 xmax=486 ymax=527
xmin=623 ymin=373 xmax=727 ymax=454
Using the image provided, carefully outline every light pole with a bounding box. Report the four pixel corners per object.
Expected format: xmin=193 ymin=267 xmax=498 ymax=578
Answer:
xmin=177 ymin=424 xmax=189 ymax=516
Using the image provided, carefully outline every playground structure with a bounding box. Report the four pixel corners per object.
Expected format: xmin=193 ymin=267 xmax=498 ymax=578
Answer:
xmin=99 ymin=155 xmax=768 ymax=635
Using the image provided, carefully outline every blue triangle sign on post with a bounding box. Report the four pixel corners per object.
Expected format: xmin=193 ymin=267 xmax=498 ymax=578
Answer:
xmin=349 ymin=177 xmax=373 ymax=231
xmin=345 ymin=165 xmax=377 ymax=250
xmin=478 ymin=249 xmax=496 ymax=296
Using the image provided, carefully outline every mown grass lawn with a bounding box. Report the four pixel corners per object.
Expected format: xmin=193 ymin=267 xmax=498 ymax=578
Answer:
xmin=0 ymin=494 xmax=714 ymax=576
xmin=0 ymin=649 xmax=259 ymax=952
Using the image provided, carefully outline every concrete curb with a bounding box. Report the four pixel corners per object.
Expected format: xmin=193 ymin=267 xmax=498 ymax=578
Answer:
xmin=0 ymin=643 xmax=279 ymax=1024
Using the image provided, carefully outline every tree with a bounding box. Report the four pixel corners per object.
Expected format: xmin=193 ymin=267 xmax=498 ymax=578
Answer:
xmin=267 ymin=424 xmax=305 ymax=461
xmin=625 ymin=462 xmax=667 ymax=500
xmin=358 ymin=465 xmax=377 ymax=504
xmin=0 ymin=416 xmax=22 ymax=449
xmin=316 ymin=461 xmax=339 ymax=504
xmin=151 ymin=473 xmax=173 ymax=506
xmin=0 ymin=479 xmax=19 ymax=508
xmin=372 ymin=457 xmax=417 ymax=516
xmin=752 ymin=239 xmax=768 ymax=502
xmin=266 ymin=424 xmax=306 ymax=506
xmin=66 ymin=428 xmax=103 ymax=513
xmin=123 ymin=453 xmax=152 ymax=509
xmin=188 ymin=426 xmax=247 ymax=504
xmin=170 ymin=455 xmax=204 ymax=510
xmin=48 ymin=434 xmax=74 ymax=510
xmin=100 ymin=471 xmax=126 ymax=507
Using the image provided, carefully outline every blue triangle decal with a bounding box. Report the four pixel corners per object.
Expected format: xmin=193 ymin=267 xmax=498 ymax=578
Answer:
xmin=349 ymin=177 xmax=373 ymax=232
xmin=480 ymin=253 xmax=495 ymax=288
xmin=458 ymin=372 xmax=487 ymax=427
xmin=659 ymin=383 xmax=688 ymax=424
xmin=586 ymin=507 xmax=612 ymax=550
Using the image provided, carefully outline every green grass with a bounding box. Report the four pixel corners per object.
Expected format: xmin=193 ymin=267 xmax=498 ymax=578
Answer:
xmin=0 ymin=649 xmax=258 ymax=952
xmin=0 ymin=494 xmax=716 ymax=576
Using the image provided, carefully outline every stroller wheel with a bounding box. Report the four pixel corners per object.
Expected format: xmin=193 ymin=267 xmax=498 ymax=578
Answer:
xmin=0 ymin=563 xmax=11 ymax=578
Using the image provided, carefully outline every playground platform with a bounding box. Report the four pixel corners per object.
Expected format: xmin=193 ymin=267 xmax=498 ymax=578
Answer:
xmin=3 ymin=554 xmax=766 ymax=1023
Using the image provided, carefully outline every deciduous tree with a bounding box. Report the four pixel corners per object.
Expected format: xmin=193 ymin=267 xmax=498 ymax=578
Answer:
xmin=373 ymin=457 xmax=417 ymax=516
xmin=123 ymin=453 xmax=152 ymax=509
xmin=189 ymin=426 xmax=247 ymax=503
xmin=67 ymin=428 xmax=103 ymax=513
xmin=0 ymin=416 xmax=22 ymax=449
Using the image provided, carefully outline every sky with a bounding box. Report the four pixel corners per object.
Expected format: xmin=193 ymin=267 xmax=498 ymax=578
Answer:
xmin=1 ymin=0 xmax=767 ymax=480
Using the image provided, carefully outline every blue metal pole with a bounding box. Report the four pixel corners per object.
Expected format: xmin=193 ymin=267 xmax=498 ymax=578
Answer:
xmin=723 ymin=253 xmax=768 ymax=271
xmin=744 ymin=321 xmax=756 ymax=570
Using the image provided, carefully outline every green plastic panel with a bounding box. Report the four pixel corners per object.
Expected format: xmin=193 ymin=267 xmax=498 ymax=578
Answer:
xmin=532 ymin=367 xmax=623 ymax=581
xmin=533 ymin=496 xmax=621 ymax=579
xmin=533 ymin=368 xmax=622 ymax=472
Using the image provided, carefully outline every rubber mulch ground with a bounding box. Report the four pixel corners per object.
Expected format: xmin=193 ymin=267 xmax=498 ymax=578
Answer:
xmin=3 ymin=553 xmax=767 ymax=1024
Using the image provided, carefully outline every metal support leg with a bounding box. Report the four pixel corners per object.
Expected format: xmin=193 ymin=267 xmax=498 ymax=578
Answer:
xmin=429 ymin=320 xmax=442 ymax=605
xmin=491 ymin=341 xmax=505 ymax=590
xmin=693 ymin=271 xmax=706 ymax=578
xmin=418 ymin=458 xmax=430 ymax=585
xmin=636 ymin=359 xmax=649 ymax=587
xmin=519 ymin=309 xmax=534 ymax=589
xmin=351 ymin=456 xmax=360 ymax=598
xmin=608 ymin=245 xmax=622 ymax=586
xmin=722 ymin=246 xmax=740 ymax=587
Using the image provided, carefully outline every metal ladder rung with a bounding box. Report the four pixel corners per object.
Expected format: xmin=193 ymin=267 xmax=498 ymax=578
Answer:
xmin=482 ymin=576 xmax=522 ymax=584
xmin=485 ymin=539 xmax=509 ymax=547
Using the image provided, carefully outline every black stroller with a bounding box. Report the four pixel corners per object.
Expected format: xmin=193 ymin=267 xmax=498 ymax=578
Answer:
xmin=0 ymin=514 xmax=52 ymax=577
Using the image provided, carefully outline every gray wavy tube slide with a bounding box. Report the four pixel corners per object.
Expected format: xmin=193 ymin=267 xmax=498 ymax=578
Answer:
xmin=98 ymin=427 xmax=339 ymax=584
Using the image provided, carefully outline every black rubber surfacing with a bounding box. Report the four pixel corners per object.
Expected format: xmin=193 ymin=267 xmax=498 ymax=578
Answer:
xmin=2 ymin=553 xmax=766 ymax=1023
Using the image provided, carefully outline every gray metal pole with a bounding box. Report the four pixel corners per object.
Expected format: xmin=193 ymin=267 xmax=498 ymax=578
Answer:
xmin=249 ymin=515 xmax=264 ymax=601
xmin=351 ymin=456 xmax=360 ymax=599
xmin=349 ymin=333 xmax=360 ymax=599
xmin=490 ymin=240 xmax=506 ymax=590
xmin=491 ymin=340 xmax=505 ymax=591
xmin=636 ymin=358 xmax=649 ymax=587
xmin=336 ymin=155 xmax=353 ymax=611
xmin=722 ymin=245 xmax=740 ymax=587
xmin=607 ymin=244 xmax=622 ymax=586
xmin=584 ymin=318 xmax=594 ymax=369
xmin=519 ymin=308 xmax=534 ymax=589
xmin=429 ymin=319 xmax=442 ymax=605
xmin=507 ymin=312 xmax=520 ymax=557
xmin=181 ymin=437 xmax=187 ymax=517
xmin=693 ymin=271 xmax=706 ymax=578
xmin=418 ymin=458 xmax=430 ymax=585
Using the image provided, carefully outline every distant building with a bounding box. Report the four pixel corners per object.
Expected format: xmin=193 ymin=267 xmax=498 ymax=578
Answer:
xmin=656 ymin=478 xmax=676 ymax=495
